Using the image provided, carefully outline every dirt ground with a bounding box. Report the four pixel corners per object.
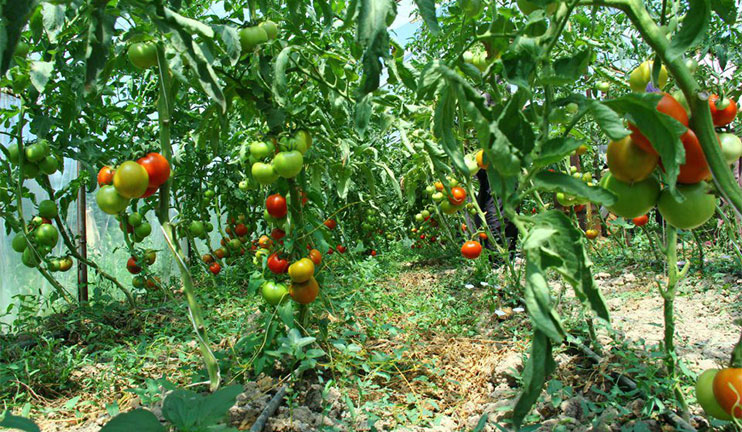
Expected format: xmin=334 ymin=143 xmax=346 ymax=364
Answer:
xmin=33 ymin=261 xmax=742 ymax=431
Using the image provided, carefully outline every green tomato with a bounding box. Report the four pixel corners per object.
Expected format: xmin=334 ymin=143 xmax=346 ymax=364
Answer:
xmin=189 ymin=221 xmax=206 ymax=237
xmin=251 ymin=162 xmax=279 ymax=185
xmin=22 ymin=248 xmax=39 ymax=268
xmin=464 ymin=154 xmax=480 ymax=176
xmin=719 ymin=133 xmax=742 ymax=164
xmin=205 ymin=222 xmax=214 ymax=233
xmin=440 ymin=201 xmax=459 ymax=215
xmin=23 ymin=163 xmax=39 ymax=179
xmin=38 ymin=200 xmax=58 ymax=219
xmin=12 ymin=234 xmax=28 ymax=252
xmin=684 ymin=57 xmax=698 ymax=75
xmin=134 ymin=222 xmax=152 ymax=238
xmin=14 ymin=41 xmax=30 ymax=58
xmin=294 ymin=130 xmax=312 ymax=155
xmin=39 ymin=156 xmax=59 ymax=175
xmin=239 ymin=26 xmax=268 ymax=52
xmin=7 ymin=143 xmax=20 ymax=164
xmin=425 ymin=185 xmax=435 ymax=196
xmin=128 ymin=212 xmax=143 ymax=227
xmin=595 ymin=81 xmax=610 ymax=93
xmin=239 ymin=180 xmax=249 ymax=191
xmin=34 ymin=224 xmax=59 ymax=247
xmin=127 ymin=42 xmax=158 ymax=70
xmin=249 ymin=141 xmax=274 ymax=160
xmin=600 ymin=173 xmax=660 ymax=219
xmin=695 ymin=369 xmax=732 ymax=420
xmin=273 ymin=151 xmax=304 ymax=178
xmin=415 ymin=213 xmax=423 ymax=222
xmin=259 ymin=20 xmax=279 ymax=40
xmin=25 ymin=140 xmax=49 ymax=163
xmin=261 ymin=281 xmax=289 ymax=306
xmin=657 ymin=182 xmax=716 ymax=230
xmin=421 ymin=210 xmax=430 ymax=219
xmin=460 ymin=0 xmax=483 ymax=17
xmin=432 ymin=192 xmax=444 ymax=202
xmin=96 ymin=185 xmax=130 ymax=215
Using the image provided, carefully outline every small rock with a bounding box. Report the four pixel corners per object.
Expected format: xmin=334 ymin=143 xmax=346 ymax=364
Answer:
xmin=596 ymin=272 xmax=611 ymax=279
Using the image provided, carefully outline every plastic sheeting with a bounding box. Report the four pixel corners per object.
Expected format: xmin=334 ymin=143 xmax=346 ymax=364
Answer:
xmin=0 ymin=93 xmax=179 ymax=329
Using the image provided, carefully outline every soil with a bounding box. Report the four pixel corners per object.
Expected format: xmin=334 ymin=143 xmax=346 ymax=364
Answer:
xmin=29 ymin=260 xmax=742 ymax=431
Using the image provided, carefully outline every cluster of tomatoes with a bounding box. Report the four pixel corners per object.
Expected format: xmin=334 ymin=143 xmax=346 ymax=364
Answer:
xmin=6 ymin=139 xmax=71 ymax=270
xmin=410 ymin=211 xmax=443 ymax=250
xmin=239 ymin=20 xmax=279 ymax=53
xmin=600 ymin=89 xmax=739 ymax=231
xmin=248 ymin=131 xmax=310 ymax=187
xmin=95 ymin=152 xmax=171 ymax=215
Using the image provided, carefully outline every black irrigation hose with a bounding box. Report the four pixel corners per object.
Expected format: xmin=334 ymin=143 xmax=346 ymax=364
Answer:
xmin=249 ymin=384 xmax=288 ymax=432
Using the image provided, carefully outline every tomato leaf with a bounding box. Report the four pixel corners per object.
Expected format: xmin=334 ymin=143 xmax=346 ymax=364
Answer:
xmin=532 ymin=171 xmax=617 ymax=206
xmin=433 ymin=85 xmax=470 ymax=177
xmin=711 ymin=0 xmax=736 ymax=24
xmin=667 ymin=0 xmax=710 ymax=61
xmin=356 ymin=0 xmax=395 ymax=95
xmin=29 ymin=60 xmax=53 ymax=93
xmin=512 ymin=329 xmax=556 ymax=429
xmin=100 ymin=409 xmax=165 ymax=432
xmin=41 ymin=3 xmax=65 ymax=44
xmin=500 ymin=37 xmax=541 ymax=91
xmin=85 ymin=2 xmax=115 ymax=94
xmin=533 ymin=137 xmax=583 ymax=167
xmin=413 ymin=0 xmax=440 ymax=35
xmin=585 ymin=99 xmax=631 ymax=141
xmin=541 ymin=48 xmax=591 ymax=85
xmin=0 ymin=0 xmax=37 ymax=75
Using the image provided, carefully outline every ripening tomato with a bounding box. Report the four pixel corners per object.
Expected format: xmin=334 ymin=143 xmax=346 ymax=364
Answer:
xmin=266 ymin=194 xmax=288 ymax=219
xmin=258 ymin=235 xmax=273 ymax=249
xmin=461 ymin=241 xmax=482 ymax=259
xmin=713 ymin=368 xmax=742 ymax=418
xmin=126 ymin=257 xmax=142 ymax=274
xmin=309 ymin=249 xmax=322 ymax=265
xmin=290 ymin=277 xmax=319 ymax=304
xmin=114 ymin=161 xmax=150 ymax=199
xmin=676 ymin=129 xmax=710 ymax=184
xmin=476 ymin=150 xmax=488 ymax=169
xmin=336 ymin=245 xmax=347 ymax=253
xmin=461 ymin=223 xmax=467 ymax=232
xmin=214 ymin=248 xmax=228 ymax=259
xmin=585 ymin=229 xmax=599 ymax=240
xmin=434 ymin=181 xmax=444 ymax=192
xmin=606 ymin=136 xmax=658 ymax=183
xmin=449 ymin=186 xmax=467 ymax=205
xmin=324 ymin=219 xmax=337 ymax=230
xmin=709 ymin=95 xmax=738 ymax=127
xmin=209 ymin=262 xmax=222 ymax=275
xmin=696 ymin=369 xmax=732 ymax=420
xmin=632 ymin=215 xmax=649 ymax=226
xmin=288 ymin=258 xmax=315 ymax=283
xmin=202 ymin=254 xmax=214 ymax=264
xmin=96 ymin=185 xmax=130 ymax=215
xmin=98 ymin=166 xmax=115 ymax=186
xmin=630 ymin=93 xmax=689 ymax=156
xmin=478 ymin=232 xmax=487 ymax=240
xmin=267 ymin=252 xmax=289 ymax=274
xmin=137 ymin=152 xmax=171 ymax=188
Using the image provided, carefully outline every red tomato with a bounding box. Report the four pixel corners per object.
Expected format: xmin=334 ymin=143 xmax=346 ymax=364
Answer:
xmin=324 ymin=219 xmax=337 ymax=229
xmin=267 ymin=252 xmax=289 ymax=274
xmin=713 ymin=368 xmax=742 ymax=418
xmin=461 ymin=223 xmax=467 ymax=231
xmin=97 ymin=166 xmax=115 ymax=186
xmin=370 ymin=250 xmax=377 ymax=256
xmin=209 ymin=262 xmax=221 ymax=275
xmin=137 ymin=153 xmax=171 ymax=188
xmin=632 ymin=215 xmax=649 ymax=226
xmin=709 ymin=95 xmax=738 ymax=127
xmin=630 ymin=93 xmax=689 ymax=156
xmin=258 ymin=235 xmax=273 ymax=249
xmin=271 ymin=228 xmax=285 ymax=240
xmin=266 ymin=194 xmax=288 ymax=219
xmin=141 ymin=187 xmax=158 ymax=198
xmin=309 ymin=249 xmax=322 ymax=265
xmin=327 ymin=247 xmax=334 ymax=255
xmin=235 ymin=223 xmax=248 ymax=237
xmin=336 ymin=245 xmax=346 ymax=253
xmin=126 ymin=257 xmax=141 ymax=274
xmin=449 ymin=186 xmax=467 ymax=205
xmin=461 ymin=241 xmax=482 ymax=259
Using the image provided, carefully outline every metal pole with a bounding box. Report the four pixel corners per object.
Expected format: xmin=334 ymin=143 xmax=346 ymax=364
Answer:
xmin=77 ymin=161 xmax=88 ymax=302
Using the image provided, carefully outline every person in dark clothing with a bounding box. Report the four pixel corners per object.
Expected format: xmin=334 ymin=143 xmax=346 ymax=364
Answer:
xmin=470 ymin=169 xmax=518 ymax=257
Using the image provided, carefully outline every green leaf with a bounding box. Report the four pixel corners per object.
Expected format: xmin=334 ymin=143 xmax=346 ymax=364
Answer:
xmin=357 ymin=0 xmax=395 ymax=94
xmin=29 ymin=60 xmax=54 ymax=93
xmin=162 ymin=390 xmax=202 ymax=430
xmin=586 ymin=99 xmax=631 ymax=141
xmin=532 ymin=171 xmax=616 ymax=206
xmin=40 ymin=3 xmax=65 ymax=44
xmin=0 ymin=412 xmax=40 ymax=432
xmin=667 ymin=0 xmax=710 ymax=61
xmin=523 ymin=259 xmax=564 ymax=341
xmin=533 ymin=137 xmax=582 ymax=167
xmin=100 ymin=409 xmax=165 ymax=432
xmin=213 ymin=25 xmax=241 ymax=65
xmin=198 ymin=385 xmax=243 ymax=427
xmin=433 ymin=85 xmax=469 ymax=177
xmin=711 ymin=0 xmax=736 ymax=24
xmin=163 ymin=8 xmax=214 ymax=39
xmin=1 ymin=0 xmax=37 ymax=75
xmin=85 ymin=3 xmax=115 ymax=94
xmin=355 ymin=93 xmax=373 ymax=136
xmin=604 ymin=93 xmax=686 ymax=192
xmin=272 ymin=46 xmax=295 ymax=106
xmin=512 ymin=329 xmax=556 ymax=429
xmin=377 ymin=162 xmax=403 ymax=201
xmin=541 ymin=48 xmax=591 ymax=85
xmin=413 ymin=0 xmax=440 ymax=35
xmin=500 ymin=37 xmax=541 ymax=91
